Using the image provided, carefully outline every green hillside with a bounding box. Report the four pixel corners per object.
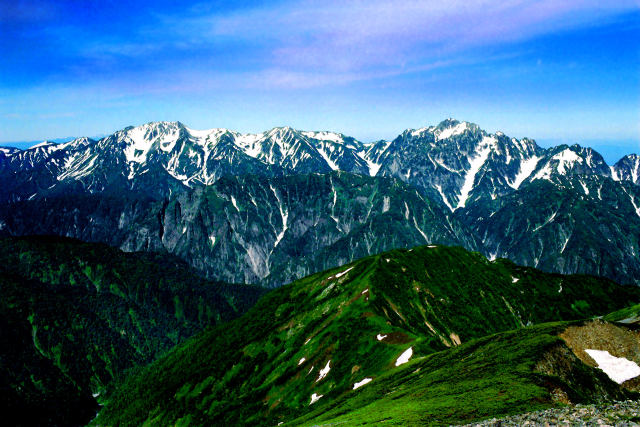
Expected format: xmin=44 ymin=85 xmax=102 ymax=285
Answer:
xmin=0 ymin=236 xmax=266 ymax=426
xmin=95 ymin=244 xmax=640 ymax=426
xmin=295 ymin=321 xmax=636 ymax=426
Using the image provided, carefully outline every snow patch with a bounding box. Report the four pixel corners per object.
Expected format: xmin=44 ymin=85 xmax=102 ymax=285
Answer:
xmin=302 ymin=130 xmax=343 ymax=143
xmin=382 ymin=196 xmax=390 ymax=213
xmin=560 ymin=234 xmax=571 ymax=253
xmin=366 ymin=158 xmax=382 ymax=176
xmin=436 ymin=122 xmax=468 ymax=140
xmin=270 ymin=184 xmax=288 ymax=247
xmin=30 ymin=141 xmax=54 ymax=149
xmin=622 ymin=187 xmax=640 ymax=217
xmin=186 ymin=126 xmax=219 ymax=140
xmin=353 ymin=377 xmax=373 ymax=390
xmin=335 ymin=266 xmax=354 ymax=278
xmin=376 ymin=334 xmax=387 ymax=341
xmin=395 ymin=347 xmax=413 ymax=366
xmin=585 ymin=349 xmax=640 ymax=384
xmin=456 ymin=136 xmax=495 ymax=209
xmin=533 ymin=210 xmax=558 ymax=232
xmin=298 ymin=357 xmax=306 ymax=366
xmin=316 ymin=360 xmax=331 ymax=382
xmin=509 ymin=155 xmax=541 ymax=189
xmin=435 ymin=184 xmax=454 ymax=212
xmin=554 ymin=149 xmax=582 ymax=174
xmin=610 ymin=165 xmax=620 ymax=181
xmin=309 ymin=393 xmax=323 ymax=405
xmin=580 ymin=181 xmax=590 ymax=195
xmin=511 ymin=277 xmax=519 ymax=283
xmin=413 ymin=217 xmax=429 ymax=242
xmin=316 ymin=145 xmax=339 ymax=171
xmin=234 ymin=133 xmax=262 ymax=158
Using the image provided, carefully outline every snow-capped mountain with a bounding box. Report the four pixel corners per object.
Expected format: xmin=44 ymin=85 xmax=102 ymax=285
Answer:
xmin=0 ymin=121 xmax=375 ymax=201
xmin=367 ymin=119 xmax=633 ymax=211
xmin=370 ymin=119 xmax=545 ymax=210
xmin=2 ymin=118 xmax=640 ymax=286
xmin=3 ymin=118 xmax=635 ymax=210
xmin=612 ymin=154 xmax=640 ymax=185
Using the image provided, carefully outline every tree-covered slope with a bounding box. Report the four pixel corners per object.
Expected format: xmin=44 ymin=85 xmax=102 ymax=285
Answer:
xmin=0 ymin=290 xmax=99 ymax=427
xmin=94 ymin=244 xmax=640 ymax=426
xmin=0 ymin=236 xmax=266 ymax=426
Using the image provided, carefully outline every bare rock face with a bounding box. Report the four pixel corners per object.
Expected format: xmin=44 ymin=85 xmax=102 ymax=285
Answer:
xmin=0 ymin=172 xmax=478 ymax=286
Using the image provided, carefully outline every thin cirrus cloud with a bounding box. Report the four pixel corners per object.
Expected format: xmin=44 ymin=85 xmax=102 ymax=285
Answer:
xmin=184 ymin=0 xmax=637 ymax=71
xmin=55 ymin=0 xmax=638 ymax=90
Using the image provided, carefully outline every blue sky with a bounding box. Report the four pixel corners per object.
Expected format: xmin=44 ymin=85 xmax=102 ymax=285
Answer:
xmin=1 ymin=0 xmax=639 ymax=162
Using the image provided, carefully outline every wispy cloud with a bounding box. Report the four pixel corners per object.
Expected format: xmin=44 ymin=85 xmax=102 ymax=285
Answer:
xmin=52 ymin=0 xmax=638 ymax=90
xmin=172 ymin=0 xmax=638 ymax=72
xmin=2 ymin=0 xmax=638 ymax=145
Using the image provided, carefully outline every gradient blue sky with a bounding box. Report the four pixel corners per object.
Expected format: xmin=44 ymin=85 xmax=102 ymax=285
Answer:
xmin=1 ymin=0 xmax=639 ymax=161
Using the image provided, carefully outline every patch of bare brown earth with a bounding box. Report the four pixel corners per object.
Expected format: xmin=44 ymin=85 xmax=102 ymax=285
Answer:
xmin=560 ymin=319 xmax=640 ymax=379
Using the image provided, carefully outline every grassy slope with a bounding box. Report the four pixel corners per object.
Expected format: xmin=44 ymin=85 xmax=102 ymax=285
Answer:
xmin=604 ymin=303 xmax=640 ymax=324
xmin=294 ymin=321 xmax=636 ymax=426
xmin=95 ymin=244 xmax=640 ymax=426
xmin=0 ymin=236 xmax=267 ymax=426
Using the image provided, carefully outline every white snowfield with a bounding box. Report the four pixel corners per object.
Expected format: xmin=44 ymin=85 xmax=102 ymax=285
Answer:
xmin=434 ymin=121 xmax=469 ymax=141
xmin=309 ymin=393 xmax=323 ymax=405
xmin=376 ymin=334 xmax=387 ymax=341
xmin=395 ymin=347 xmax=413 ymax=366
xmin=353 ymin=377 xmax=373 ymax=390
xmin=456 ymin=136 xmax=496 ymax=210
xmin=585 ymin=349 xmax=640 ymax=384
xmin=316 ymin=360 xmax=331 ymax=382
xmin=335 ymin=266 xmax=354 ymax=278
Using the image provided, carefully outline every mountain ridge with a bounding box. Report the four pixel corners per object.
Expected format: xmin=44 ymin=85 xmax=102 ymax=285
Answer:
xmin=1 ymin=119 xmax=638 ymax=209
xmin=2 ymin=119 xmax=639 ymax=287
xmin=93 ymin=243 xmax=640 ymax=426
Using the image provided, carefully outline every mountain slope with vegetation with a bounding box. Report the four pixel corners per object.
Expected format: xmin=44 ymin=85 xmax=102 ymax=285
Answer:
xmin=294 ymin=321 xmax=638 ymax=426
xmin=94 ymin=244 xmax=640 ymax=426
xmin=0 ymin=236 xmax=266 ymax=426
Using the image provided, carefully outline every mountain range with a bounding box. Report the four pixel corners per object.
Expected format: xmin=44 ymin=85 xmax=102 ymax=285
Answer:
xmin=2 ymin=119 xmax=639 ymax=203
xmin=1 ymin=118 xmax=640 ymax=424
xmin=1 ymin=119 xmax=639 ymax=287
